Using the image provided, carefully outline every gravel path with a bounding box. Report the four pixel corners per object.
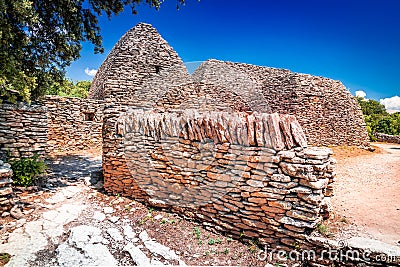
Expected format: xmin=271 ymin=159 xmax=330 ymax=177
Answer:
xmin=332 ymin=143 xmax=400 ymax=245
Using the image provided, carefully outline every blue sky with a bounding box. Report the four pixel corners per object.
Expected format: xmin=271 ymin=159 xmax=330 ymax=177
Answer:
xmin=67 ymin=0 xmax=400 ymax=110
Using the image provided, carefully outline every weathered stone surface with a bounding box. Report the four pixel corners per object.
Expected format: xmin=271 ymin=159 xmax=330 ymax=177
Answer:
xmin=192 ymin=59 xmax=369 ymax=147
xmin=117 ymin=111 xmax=306 ymax=151
xmin=87 ymin=23 xmax=338 ymax=253
xmin=122 ymin=225 xmax=137 ymax=239
xmin=43 ymin=96 xmax=104 ymax=153
xmin=270 ymin=174 xmax=291 ymax=182
xmin=92 ymin=211 xmax=106 ymax=221
xmin=0 ymin=161 xmax=13 ymax=212
xmin=144 ymin=240 xmax=181 ymax=261
xmin=302 ymin=147 xmax=332 ymax=160
xmin=0 ymin=103 xmax=48 ymax=159
xmin=287 ymin=210 xmax=318 ymax=222
xmin=280 ymin=216 xmax=316 ymax=228
xmin=299 ymin=178 xmax=329 ymax=190
xmin=124 ymin=243 xmax=151 ymax=266
xmin=55 ymin=222 xmax=121 ymax=267
xmin=306 ymin=236 xmax=400 ymax=267
xmin=346 ymin=237 xmax=400 ymax=256
xmin=268 ymin=200 xmax=292 ymax=210
xmin=103 ymin=207 xmax=114 ymax=214
xmin=107 ymin=227 xmax=124 ymax=241
xmin=373 ymin=132 xmax=400 ymax=144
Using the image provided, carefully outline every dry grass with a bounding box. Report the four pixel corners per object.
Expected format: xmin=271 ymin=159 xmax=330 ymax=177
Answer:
xmin=0 ymin=253 xmax=11 ymax=267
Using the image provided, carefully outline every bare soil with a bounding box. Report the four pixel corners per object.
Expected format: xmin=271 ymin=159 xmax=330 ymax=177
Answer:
xmin=330 ymin=143 xmax=400 ymax=246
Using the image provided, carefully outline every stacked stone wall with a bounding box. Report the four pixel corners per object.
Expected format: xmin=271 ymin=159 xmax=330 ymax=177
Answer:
xmin=193 ymin=60 xmax=370 ymax=147
xmin=105 ymin=109 xmax=335 ymax=250
xmin=43 ymin=96 xmax=104 ymax=152
xmin=156 ymin=82 xmax=252 ymax=112
xmin=0 ymin=102 xmax=48 ymax=159
xmin=0 ymin=96 xmax=104 ymax=160
xmin=373 ymin=132 xmax=400 ymax=144
xmin=0 ymin=160 xmax=13 ymax=213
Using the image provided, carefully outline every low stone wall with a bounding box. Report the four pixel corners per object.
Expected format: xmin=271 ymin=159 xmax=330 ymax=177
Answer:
xmin=105 ymin=110 xmax=335 ymax=250
xmin=43 ymin=96 xmax=104 ymax=153
xmin=0 ymin=160 xmax=13 ymax=214
xmin=373 ymin=132 xmax=400 ymax=144
xmin=0 ymin=102 xmax=48 ymax=159
xmin=0 ymin=97 xmax=104 ymax=160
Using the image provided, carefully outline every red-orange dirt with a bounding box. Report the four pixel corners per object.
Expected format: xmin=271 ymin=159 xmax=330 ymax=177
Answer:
xmin=331 ymin=143 xmax=400 ymax=245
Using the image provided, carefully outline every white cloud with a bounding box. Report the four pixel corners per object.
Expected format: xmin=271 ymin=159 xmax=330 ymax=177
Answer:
xmin=380 ymin=96 xmax=400 ymax=113
xmin=355 ymin=90 xmax=367 ymax=98
xmin=84 ymin=67 xmax=97 ymax=77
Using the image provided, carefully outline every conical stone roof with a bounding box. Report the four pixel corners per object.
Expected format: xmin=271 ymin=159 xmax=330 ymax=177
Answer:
xmin=88 ymin=23 xmax=190 ymax=107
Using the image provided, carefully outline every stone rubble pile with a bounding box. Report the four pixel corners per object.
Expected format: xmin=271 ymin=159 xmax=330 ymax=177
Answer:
xmin=0 ymin=160 xmax=13 ymax=214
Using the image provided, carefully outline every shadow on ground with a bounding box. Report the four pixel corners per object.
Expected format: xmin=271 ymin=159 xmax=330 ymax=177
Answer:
xmin=42 ymin=154 xmax=103 ymax=190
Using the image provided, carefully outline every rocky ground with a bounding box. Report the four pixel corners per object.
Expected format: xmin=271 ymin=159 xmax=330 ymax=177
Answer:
xmin=0 ymin=152 xmax=276 ymax=267
xmin=0 ymin=143 xmax=399 ymax=266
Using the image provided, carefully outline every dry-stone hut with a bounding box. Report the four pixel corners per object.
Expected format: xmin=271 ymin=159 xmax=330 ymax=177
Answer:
xmin=89 ymin=23 xmax=369 ymax=148
xmin=87 ymin=22 xmax=365 ymax=250
xmin=192 ymin=60 xmax=370 ymax=147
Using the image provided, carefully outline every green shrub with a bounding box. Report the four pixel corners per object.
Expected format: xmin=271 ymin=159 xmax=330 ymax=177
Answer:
xmin=316 ymin=223 xmax=329 ymax=236
xmin=0 ymin=252 xmax=11 ymax=265
xmin=9 ymin=154 xmax=47 ymax=187
xmin=366 ymin=126 xmax=377 ymax=141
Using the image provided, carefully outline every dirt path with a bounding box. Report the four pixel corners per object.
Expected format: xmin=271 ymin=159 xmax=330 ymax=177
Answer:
xmin=332 ymin=143 xmax=400 ymax=245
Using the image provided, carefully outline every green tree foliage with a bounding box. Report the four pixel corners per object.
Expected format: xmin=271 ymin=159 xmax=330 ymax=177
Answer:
xmin=47 ymin=79 xmax=91 ymax=98
xmin=356 ymin=97 xmax=400 ymax=139
xmin=0 ymin=0 xmax=187 ymax=102
xmin=355 ymin=97 xmax=387 ymax=116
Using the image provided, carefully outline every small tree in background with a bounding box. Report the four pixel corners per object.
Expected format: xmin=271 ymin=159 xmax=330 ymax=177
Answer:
xmin=355 ymin=96 xmax=387 ymax=116
xmin=47 ymin=80 xmax=91 ymax=99
xmin=356 ymin=97 xmax=400 ymax=139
